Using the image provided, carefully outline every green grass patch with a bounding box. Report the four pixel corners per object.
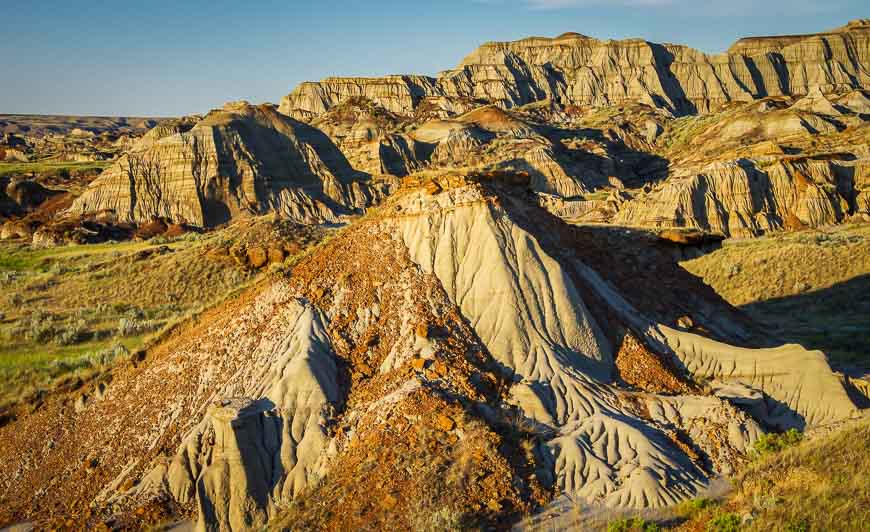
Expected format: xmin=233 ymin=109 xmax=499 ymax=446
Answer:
xmin=726 ymin=418 xmax=870 ymax=531
xmin=0 ymin=161 xmax=111 ymax=177
xmin=707 ymin=512 xmax=742 ymax=532
xmin=752 ymin=428 xmax=803 ymax=457
xmin=0 ymin=335 xmax=144 ymax=373
xmin=0 ymin=239 xmax=192 ymax=273
xmin=607 ymin=517 xmax=660 ymax=532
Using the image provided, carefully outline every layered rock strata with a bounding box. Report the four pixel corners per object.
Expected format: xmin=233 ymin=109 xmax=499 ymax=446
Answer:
xmin=614 ymin=158 xmax=859 ymax=237
xmin=68 ymin=102 xmax=386 ymax=227
xmin=280 ymin=20 xmax=870 ymax=120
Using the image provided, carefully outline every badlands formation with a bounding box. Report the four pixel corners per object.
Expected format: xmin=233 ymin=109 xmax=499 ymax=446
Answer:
xmin=0 ymin=19 xmax=868 ymax=532
xmin=67 ymin=103 xmax=387 ymax=227
xmin=42 ymin=19 xmax=870 ymax=242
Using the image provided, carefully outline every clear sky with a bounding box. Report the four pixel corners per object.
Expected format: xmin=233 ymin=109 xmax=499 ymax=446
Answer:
xmin=1 ymin=0 xmax=865 ymax=117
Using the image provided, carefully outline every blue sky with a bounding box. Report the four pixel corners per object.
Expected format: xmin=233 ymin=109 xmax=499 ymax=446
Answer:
xmin=1 ymin=0 xmax=865 ymax=116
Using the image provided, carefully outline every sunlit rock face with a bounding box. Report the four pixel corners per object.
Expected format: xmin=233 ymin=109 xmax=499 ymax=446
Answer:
xmin=280 ymin=20 xmax=870 ymax=120
xmin=68 ymin=102 xmax=385 ymax=227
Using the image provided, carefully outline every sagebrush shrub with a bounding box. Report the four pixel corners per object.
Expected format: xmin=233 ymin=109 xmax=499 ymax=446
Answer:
xmin=753 ymin=428 xmax=803 ymax=456
xmin=607 ymin=517 xmax=660 ymax=532
xmin=25 ymin=311 xmax=57 ymax=343
xmin=55 ymin=317 xmax=87 ymax=346
xmin=707 ymin=512 xmax=742 ymax=532
xmin=117 ymin=317 xmax=144 ymax=336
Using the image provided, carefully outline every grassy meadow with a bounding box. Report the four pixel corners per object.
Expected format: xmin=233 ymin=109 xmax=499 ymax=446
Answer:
xmin=0 ymin=161 xmax=112 ymax=178
xmin=0 ymin=231 xmax=255 ymax=412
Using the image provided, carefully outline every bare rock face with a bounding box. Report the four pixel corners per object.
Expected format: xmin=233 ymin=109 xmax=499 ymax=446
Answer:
xmin=158 ymin=298 xmax=339 ymax=532
xmin=309 ymin=98 xmax=428 ymax=176
xmin=390 ymin=180 xmax=857 ymax=508
xmin=280 ymin=20 xmax=870 ymax=121
xmin=614 ymin=158 xmax=856 ymax=237
xmin=854 ymin=160 xmax=870 ymax=215
xmin=177 ymin=399 xmax=276 ymax=531
xmin=68 ymin=102 xmax=386 ymax=227
xmin=280 ymin=76 xmax=442 ymax=121
xmin=271 ymin=23 xmax=868 ymax=241
xmin=659 ymin=326 xmax=858 ymax=429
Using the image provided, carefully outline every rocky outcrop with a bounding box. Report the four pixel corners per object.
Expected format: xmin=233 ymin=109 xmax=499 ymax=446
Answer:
xmin=68 ymin=102 xmax=387 ymax=227
xmin=0 ymin=177 xmax=60 ymax=218
xmin=160 ymin=300 xmax=338 ymax=531
xmin=614 ymin=158 xmax=857 ymax=237
xmin=389 ymin=181 xmax=856 ymax=509
xmin=660 ymin=326 xmax=858 ymax=429
xmin=309 ymin=98 xmax=428 ymax=176
xmin=280 ymin=20 xmax=870 ymax=120
xmin=280 ymin=76 xmax=443 ymax=121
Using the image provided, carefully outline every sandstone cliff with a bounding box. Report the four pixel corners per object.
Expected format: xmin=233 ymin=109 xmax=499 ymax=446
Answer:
xmin=68 ymin=102 xmax=386 ymax=227
xmin=614 ymin=158 xmax=858 ymax=237
xmin=280 ymin=20 xmax=870 ymax=120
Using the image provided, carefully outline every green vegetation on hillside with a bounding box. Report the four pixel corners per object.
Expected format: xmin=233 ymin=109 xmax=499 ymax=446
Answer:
xmin=0 ymin=161 xmax=111 ymax=177
xmin=730 ymin=419 xmax=870 ymax=531
xmin=0 ymin=232 xmax=252 ymax=412
xmin=676 ymin=419 xmax=870 ymax=531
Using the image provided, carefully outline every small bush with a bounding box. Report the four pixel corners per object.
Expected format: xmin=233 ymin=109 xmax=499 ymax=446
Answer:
xmin=49 ymin=343 xmax=129 ymax=375
xmin=753 ymin=428 xmax=803 ymax=456
xmin=25 ymin=310 xmax=57 ymax=343
xmin=117 ymin=317 xmax=145 ymax=336
xmin=607 ymin=517 xmax=660 ymax=532
xmin=784 ymin=519 xmax=809 ymax=532
xmin=48 ymin=261 xmax=72 ymax=275
xmin=117 ymin=308 xmax=149 ymax=336
xmin=55 ymin=317 xmax=87 ymax=346
xmin=678 ymin=497 xmax=716 ymax=519
xmin=707 ymin=512 xmax=742 ymax=532
xmin=90 ymin=343 xmax=130 ymax=367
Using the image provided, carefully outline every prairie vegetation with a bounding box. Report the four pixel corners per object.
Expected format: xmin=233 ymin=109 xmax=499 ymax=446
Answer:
xmin=0 ymin=161 xmax=111 ymax=178
xmin=0 ymin=233 xmax=245 ymax=411
xmin=665 ymin=418 xmax=870 ymax=531
xmin=681 ymin=224 xmax=870 ymax=368
xmin=0 ymin=217 xmax=330 ymax=413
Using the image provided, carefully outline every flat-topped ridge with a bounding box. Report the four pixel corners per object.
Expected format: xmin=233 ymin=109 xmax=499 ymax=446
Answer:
xmin=281 ymin=19 xmax=870 ymax=120
xmin=727 ymin=18 xmax=870 ymax=54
